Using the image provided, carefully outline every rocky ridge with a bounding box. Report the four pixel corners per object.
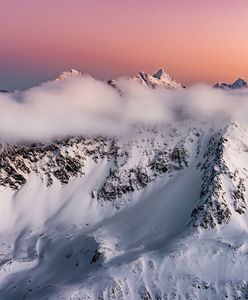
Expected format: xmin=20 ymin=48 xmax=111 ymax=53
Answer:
xmin=214 ymin=78 xmax=248 ymax=90
xmin=1 ymin=121 xmax=248 ymax=228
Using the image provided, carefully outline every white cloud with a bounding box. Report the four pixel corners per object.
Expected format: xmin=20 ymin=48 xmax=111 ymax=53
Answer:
xmin=0 ymin=75 xmax=248 ymax=142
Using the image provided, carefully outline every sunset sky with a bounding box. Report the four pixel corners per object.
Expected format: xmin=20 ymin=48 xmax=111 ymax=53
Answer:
xmin=1 ymin=0 xmax=248 ymax=90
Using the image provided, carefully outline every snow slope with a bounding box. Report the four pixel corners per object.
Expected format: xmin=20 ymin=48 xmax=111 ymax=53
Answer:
xmin=1 ymin=118 xmax=248 ymax=299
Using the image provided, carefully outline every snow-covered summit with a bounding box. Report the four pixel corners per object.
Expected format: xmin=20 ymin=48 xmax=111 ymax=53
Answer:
xmin=133 ymin=68 xmax=184 ymax=89
xmin=56 ymin=69 xmax=82 ymax=81
xmin=214 ymin=77 xmax=248 ymax=90
xmin=54 ymin=67 xmax=183 ymax=91
xmin=106 ymin=68 xmax=184 ymax=94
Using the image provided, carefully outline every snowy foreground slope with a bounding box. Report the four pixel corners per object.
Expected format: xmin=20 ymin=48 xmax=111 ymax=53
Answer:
xmin=1 ymin=119 xmax=248 ymax=299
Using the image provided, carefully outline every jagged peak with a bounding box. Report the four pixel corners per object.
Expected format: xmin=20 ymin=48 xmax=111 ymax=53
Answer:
xmin=232 ymin=77 xmax=247 ymax=88
xmin=214 ymin=77 xmax=247 ymax=90
xmin=153 ymin=68 xmax=169 ymax=80
xmin=132 ymin=68 xmax=184 ymax=89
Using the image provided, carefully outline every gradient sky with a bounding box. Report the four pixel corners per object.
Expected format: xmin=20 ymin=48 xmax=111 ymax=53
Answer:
xmin=1 ymin=0 xmax=248 ymax=90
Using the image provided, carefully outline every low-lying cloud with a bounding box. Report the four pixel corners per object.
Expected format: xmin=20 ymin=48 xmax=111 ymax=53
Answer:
xmin=0 ymin=75 xmax=248 ymax=142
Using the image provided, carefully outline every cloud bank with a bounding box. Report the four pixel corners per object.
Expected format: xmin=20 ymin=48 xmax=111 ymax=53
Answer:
xmin=0 ymin=75 xmax=248 ymax=142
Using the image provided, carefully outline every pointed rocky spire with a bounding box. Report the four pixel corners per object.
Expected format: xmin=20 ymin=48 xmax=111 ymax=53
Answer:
xmin=231 ymin=78 xmax=247 ymax=89
xmin=153 ymin=68 xmax=167 ymax=80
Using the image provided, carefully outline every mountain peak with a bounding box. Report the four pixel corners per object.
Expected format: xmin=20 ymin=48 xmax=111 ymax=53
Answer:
xmin=153 ymin=68 xmax=167 ymax=80
xmin=232 ymin=77 xmax=247 ymax=89
xmin=56 ymin=69 xmax=82 ymax=81
xmin=132 ymin=68 xmax=184 ymax=89
xmin=214 ymin=77 xmax=247 ymax=90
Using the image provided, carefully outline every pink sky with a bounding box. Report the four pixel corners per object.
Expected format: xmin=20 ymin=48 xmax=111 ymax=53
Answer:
xmin=1 ymin=0 xmax=248 ymax=89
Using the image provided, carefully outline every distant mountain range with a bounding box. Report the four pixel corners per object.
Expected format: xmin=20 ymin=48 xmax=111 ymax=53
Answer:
xmin=55 ymin=69 xmax=248 ymax=92
xmin=1 ymin=69 xmax=247 ymax=93
xmin=55 ymin=68 xmax=185 ymax=90
xmin=214 ymin=78 xmax=248 ymax=90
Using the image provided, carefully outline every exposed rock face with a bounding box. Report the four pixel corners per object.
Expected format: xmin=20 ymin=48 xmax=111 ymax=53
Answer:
xmin=0 ymin=137 xmax=117 ymax=189
xmin=191 ymin=123 xmax=248 ymax=228
xmin=231 ymin=78 xmax=248 ymax=89
xmin=0 ymin=125 xmax=190 ymax=210
xmin=1 ymin=121 xmax=248 ymax=228
xmin=97 ymin=144 xmax=189 ymax=207
xmin=191 ymin=131 xmax=232 ymax=228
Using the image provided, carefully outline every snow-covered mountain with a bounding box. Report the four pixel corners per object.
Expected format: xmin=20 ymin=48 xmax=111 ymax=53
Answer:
xmin=214 ymin=78 xmax=248 ymax=90
xmin=1 ymin=116 xmax=248 ymax=299
xmin=1 ymin=70 xmax=248 ymax=299
xmin=107 ymin=69 xmax=184 ymax=95
xmin=132 ymin=68 xmax=184 ymax=89
xmin=55 ymin=68 xmax=184 ymax=91
xmin=55 ymin=69 xmax=83 ymax=81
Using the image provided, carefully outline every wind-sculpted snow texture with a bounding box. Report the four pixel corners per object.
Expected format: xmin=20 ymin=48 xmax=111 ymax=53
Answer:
xmin=1 ymin=119 xmax=248 ymax=299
